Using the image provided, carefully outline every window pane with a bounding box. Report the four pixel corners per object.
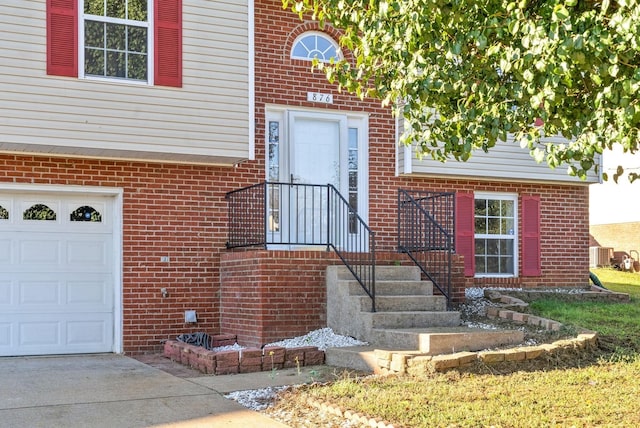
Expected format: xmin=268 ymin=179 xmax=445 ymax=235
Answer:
xmin=502 ymin=218 xmax=515 ymax=235
xmin=501 ymin=256 xmax=514 ymax=274
xmin=0 ymin=205 xmax=8 ymax=220
xmin=106 ymin=51 xmax=126 ymax=77
xmin=474 ymin=216 xmax=486 ymax=234
xmin=349 ymin=171 xmax=357 ymax=191
xmin=128 ymin=0 xmax=148 ymax=21
xmin=85 ymin=48 xmax=105 ymax=76
xmin=70 ymin=206 xmax=102 ymax=222
xmin=501 ymin=200 xmax=514 ymax=217
xmin=24 ymin=204 xmax=56 ymax=221
xmin=487 ymin=199 xmax=500 ymax=216
xmin=106 ymin=23 xmax=126 ymax=50
xmin=486 ymin=256 xmax=499 ymax=273
xmin=487 ymin=217 xmax=501 ymax=234
xmin=292 ymin=43 xmax=309 ymax=58
xmin=85 ymin=0 xmax=104 ymax=16
xmin=474 ymin=199 xmax=486 ymax=215
xmin=85 ymin=20 xmax=104 ymax=48
xmin=128 ymin=26 xmax=147 ymax=53
xmin=106 ymin=0 xmax=126 ymax=19
xmin=316 ymin=36 xmax=330 ymax=52
xmin=349 ymin=193 xmax=358 ymax=210
xmin=475 ymin=239 xmax=486 ymax=254
xmin=486 ymin=239 xmax=500 ymax=255
xmin=128 ymin=53 xmax=147 ymax=80
xmin=475 ymin=256 xmax=486 ymax=273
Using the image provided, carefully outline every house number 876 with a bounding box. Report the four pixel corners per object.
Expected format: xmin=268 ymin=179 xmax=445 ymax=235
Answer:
xmin=307 ymin=92 xmax=333 ymax=104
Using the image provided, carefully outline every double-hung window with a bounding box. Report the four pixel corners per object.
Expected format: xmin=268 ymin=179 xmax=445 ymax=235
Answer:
xmin=46 ymin=0 xmax=181 ymax=87
xmin=82 ymin=0 xmax=150 ymax=82
xmin=474 ymin=193 xmax=517 ymax=276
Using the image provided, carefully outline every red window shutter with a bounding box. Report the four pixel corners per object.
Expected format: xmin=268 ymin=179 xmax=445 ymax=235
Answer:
xmin=155 ymin=0 xmax=182 ymax=87
xmin=455 ymin=192 xmax=475 ymax=277
xmin=522 ymin=195 xmax=541 ymax=276
xmin=46 ymin=0 xmax=78 ymax=77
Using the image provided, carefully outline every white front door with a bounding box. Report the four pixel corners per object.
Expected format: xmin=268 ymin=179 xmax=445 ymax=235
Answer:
xmin=265 ymin=107 xmax=368 ymax=247
xmin=288 ymin=112 xmax=348 ymax=244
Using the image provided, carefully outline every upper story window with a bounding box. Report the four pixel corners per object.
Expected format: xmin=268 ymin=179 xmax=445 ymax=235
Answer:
xmin=291 ymin=32 xmax=341 ymax=62
xmin=82 ymin=0 xmax=149 ymax=82
xmin=46 ymin=0 xmax=182 ymax=87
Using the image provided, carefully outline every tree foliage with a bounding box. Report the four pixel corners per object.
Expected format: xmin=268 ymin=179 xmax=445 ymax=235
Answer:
xmin=282 ymin=0 xmax=640 ymax=182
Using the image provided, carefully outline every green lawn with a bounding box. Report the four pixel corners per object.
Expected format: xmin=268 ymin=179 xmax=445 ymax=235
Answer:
xmin=270 ymin=269 xmax=640 ymax=427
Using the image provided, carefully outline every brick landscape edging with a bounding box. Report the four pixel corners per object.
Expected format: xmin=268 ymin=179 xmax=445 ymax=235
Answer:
xmin=373 ymin=332 xmax=599 ymax=375
xmin=163 ymin=340 xmax=325 ymax=375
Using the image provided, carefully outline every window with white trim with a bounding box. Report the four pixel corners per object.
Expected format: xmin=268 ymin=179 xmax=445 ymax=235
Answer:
xmin=474 ymin=193 xmax=517 ymax=276
xmin=291 ymin=32 xmax=341 ymax=62
xmin=82 ymin=0 xmax=151 ymax=82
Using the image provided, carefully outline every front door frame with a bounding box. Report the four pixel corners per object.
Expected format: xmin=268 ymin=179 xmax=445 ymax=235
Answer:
xmin=265 ymin=105 xmax=370 ymax=247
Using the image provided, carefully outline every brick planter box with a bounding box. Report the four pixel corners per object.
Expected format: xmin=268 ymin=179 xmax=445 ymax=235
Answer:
xmin=163 ymin=340 xmax=326 ymax=376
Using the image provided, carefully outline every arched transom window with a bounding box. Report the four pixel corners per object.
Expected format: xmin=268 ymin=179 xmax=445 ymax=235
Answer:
xmin=291 ymin=32 xmax=341 ymax=62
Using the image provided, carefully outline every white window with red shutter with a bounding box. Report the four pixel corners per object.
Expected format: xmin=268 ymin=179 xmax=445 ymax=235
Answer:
xmin=473 ymin=193 xmax=518 ymax=277
xmin=456 ymin=192 xmax=541 ymax=278
xmin=46 ymin=0 xmax=181 ymax=87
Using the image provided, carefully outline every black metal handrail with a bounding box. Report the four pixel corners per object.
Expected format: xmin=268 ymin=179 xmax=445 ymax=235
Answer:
xmin=398 ymin=189 xmax=454 ymax=309
xmin=226 ymin=182 xmax=376 ymax=311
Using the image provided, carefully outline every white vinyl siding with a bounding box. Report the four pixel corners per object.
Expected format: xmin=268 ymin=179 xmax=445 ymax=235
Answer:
xmin=397 ymin=130 xmax=600 ymax=184
xmin=396 ymin=118 xmax=599 ymax=184
xmin=0 ymin=0 xmax=252 ymax=165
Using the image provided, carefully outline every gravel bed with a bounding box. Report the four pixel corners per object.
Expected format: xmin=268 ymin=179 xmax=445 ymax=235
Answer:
xmin=264 ymin=327 xmax=368 ymax=351
xmin=224 ymin=328 xmax=368 ymax=413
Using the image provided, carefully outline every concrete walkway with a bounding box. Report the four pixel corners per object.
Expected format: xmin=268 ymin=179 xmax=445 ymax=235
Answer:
xmin=0 ymin=354 xmax=292 ymax=428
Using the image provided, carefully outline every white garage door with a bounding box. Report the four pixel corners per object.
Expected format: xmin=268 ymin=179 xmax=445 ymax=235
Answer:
xmin=0 ymin=193 xmax=114 ymax=356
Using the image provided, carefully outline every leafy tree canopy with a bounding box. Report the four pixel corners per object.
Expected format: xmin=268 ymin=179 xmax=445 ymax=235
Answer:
xmin=283 ymin=0 xmax=640 ymax=182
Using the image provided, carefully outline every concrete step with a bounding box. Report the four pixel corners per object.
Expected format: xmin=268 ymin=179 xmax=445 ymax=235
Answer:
xmin=342 ymin=279 xmax=434 ymax=297
xmin=357 ymin=295 xmax=447 ymax=312
xmin=369 ymin=327 xmax=525 ymax=355
xmin=334 ymin=265 xmax=421 ymax=281
xmin=325 ymin=327 xmax=526 ymax=372
xmin=366 ymin=310 xmax=460 ymax=329
xmin=325 ymin=346 xmax=381 ymax=373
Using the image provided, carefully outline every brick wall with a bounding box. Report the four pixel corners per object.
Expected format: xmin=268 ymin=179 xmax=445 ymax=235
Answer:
xmin=0 ymin=1 xmax=591 ymax=354
xmin=220 ymin=250 xmax=339 ymax=347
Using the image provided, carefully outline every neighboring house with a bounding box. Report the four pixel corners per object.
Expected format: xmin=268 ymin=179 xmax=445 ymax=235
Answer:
xmin=0 ymin=0 xmax=597 ymax=357
xmin=589 ymin=146 xmax=640 ymax=265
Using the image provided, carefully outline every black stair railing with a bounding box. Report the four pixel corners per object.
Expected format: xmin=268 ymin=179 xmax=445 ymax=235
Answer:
xmin=226 ymin=182 xmax=376 ymax=311
xmin=398 ymin=189 xmax=455 ymax=309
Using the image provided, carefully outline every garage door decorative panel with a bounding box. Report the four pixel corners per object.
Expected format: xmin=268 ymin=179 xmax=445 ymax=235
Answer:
xmin=0 ymin=192 xmax=115 ymax=356
xmin=19 ymin=239 xmax=61 ymax=265
xmin=67 ymin=321 xmax=107 ymax=345
xmin=0 ymin=324 xmax=10 ymax=346
xmin=19 ymin=281 xmax=61 ymax=305
xmin=20 ymin=322 xmax=60 ymax=346
xmin=0 ymin=281 xmax=10 ymax=305
xmin=0 ymin=240 xmax=10 ymax=263
xmin=67 ymin=240 xmax=107 ymax=266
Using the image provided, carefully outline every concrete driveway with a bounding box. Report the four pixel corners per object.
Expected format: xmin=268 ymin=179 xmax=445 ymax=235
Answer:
xmin=0 ymin=354 xmax=290 ymax=428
